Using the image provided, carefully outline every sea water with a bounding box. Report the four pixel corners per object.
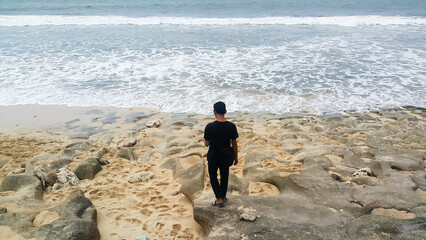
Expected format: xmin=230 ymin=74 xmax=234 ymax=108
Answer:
xmin=0 ymin=0 xmax=425 ymax=114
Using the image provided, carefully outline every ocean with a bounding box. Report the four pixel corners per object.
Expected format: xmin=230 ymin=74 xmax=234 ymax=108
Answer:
xmin=0 ymin=0 xmax=425 ymax=114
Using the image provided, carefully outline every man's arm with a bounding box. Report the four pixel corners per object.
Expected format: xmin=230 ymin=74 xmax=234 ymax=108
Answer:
xmin=231 ymin=139 xmax=238 ymax=165
xmin=204 ymin=123 xmax=211 ymax=147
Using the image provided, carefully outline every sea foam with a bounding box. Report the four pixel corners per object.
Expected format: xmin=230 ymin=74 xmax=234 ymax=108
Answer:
xmin=1 ymin=15 xmax=425 ymax=27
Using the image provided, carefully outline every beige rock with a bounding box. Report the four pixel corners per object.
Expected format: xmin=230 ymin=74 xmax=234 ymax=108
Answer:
xmin=325 ymin=155 xmax=343 ymax=164
xmin=33 ymin=210 xmax=60 ymax=227
xmin=239 ymin=207 xmax=257 ymax=222
xmin=117 ymin=138 xmax=137 ymax=148
xmin=372 ymin=208 xmax=416 ymax=219
xmin=146 ymin=120 xmax=161 ymax=128
xmin=240 ymin=212 xmax=257 ymax=222
xmin=352 ymin=167 xmax=372 ymax=178
xmin=56 ymin=168 xmax=79 ymax=186
xmin=9 ymin=168 xmax=25 ymax=175
xmin=127 ymin=172 xmax=155 ymax=183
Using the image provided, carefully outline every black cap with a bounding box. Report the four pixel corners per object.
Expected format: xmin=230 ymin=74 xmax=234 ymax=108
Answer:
xmin=214 ymin=101 xmax=226 ymax=115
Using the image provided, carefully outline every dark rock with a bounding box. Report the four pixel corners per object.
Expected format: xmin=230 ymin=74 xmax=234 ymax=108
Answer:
xmin=73 ymin=158 xmax=102 ymax=180
xmin=96 ymin=147 xmax=109 ymax=158
xmin=43 ymin=170 xmax=58 ymax=188
xmin=25 ymin=154 xmax=54 ymax=175
xmin=70 ymin=132 xmax=91 ymax=139
xmin=33 ymin=219 xmax=99 ymax=240
xmin=125 ymin=112 xmax=151 ymax=123
xmin=29 ymin=190 xmax=100 ymax=240
xmin=330 ymin=172 xmax=343 ymax=182
xmin=57 ymin=190 xmax=98 ymax=223
xmin=0 ymin=174 xmax=41 ymax=193
xmin=65 ymin=141 xmax=92 ymax=152
xmin=97 ymin=158 xmax=110 ymax=165
xmin=65 ymin=119 xmax=81 ymax=129
xmin=0 ymin=207 xmax=6 ymax=214
xmin=59 ymin=149 xmax=79 ymax=159
xmin=101 ymin=112 xmax=120 ymax=124
xmin=45 ymin=157 xmax=73 ymax=172
xmin=0 ymin=209 xmax=38 ymax=233
xmin=0 ymin=175 xmax=43 ymax=203
xmin=115 ymin=148 xmax=137 ymax=161
xmin=3 ymin=190 xmax=101 ymax=240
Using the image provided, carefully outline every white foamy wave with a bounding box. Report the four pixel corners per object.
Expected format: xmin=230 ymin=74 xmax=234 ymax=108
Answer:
xmin=1 ymin=41 xmax=425 ymax=115
xmin=1 ymin=15 xmax=426 ymax=27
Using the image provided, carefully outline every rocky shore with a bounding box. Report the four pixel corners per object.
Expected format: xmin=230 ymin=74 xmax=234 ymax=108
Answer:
xmin=0 ymin=105 xmax=425 ymax=239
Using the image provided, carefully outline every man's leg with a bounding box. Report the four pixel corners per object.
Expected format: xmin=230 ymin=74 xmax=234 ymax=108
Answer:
xmin=208 ymin=160 xmax=222 ymax=199
xmin=218 ymin=163 xmax=230 ymax=199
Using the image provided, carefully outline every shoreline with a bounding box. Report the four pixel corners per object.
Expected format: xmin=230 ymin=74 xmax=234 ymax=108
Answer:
xmin=1 ymin=103 xmax=425 ymax=128
xmin=0 ymin=104 xmax=425 ymax=239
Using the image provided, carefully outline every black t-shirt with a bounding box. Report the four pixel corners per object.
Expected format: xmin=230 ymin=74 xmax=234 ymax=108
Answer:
xmin=204 ymin=121 xmax=239 ymax=150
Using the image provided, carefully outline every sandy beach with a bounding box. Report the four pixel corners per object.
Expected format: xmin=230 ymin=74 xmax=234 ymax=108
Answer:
xmin=0 ymin=105 xmax=425 ymax=239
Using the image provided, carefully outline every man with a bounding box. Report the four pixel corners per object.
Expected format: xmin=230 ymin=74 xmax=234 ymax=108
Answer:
xmin=204 ymin=101 xmax=239 ymax=207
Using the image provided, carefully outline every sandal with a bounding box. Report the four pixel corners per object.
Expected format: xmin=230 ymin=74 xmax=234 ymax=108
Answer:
xmin=223 ymin=197 xmax=228 ymax=203
xmin=212 ymin=201 xmax=224 ymax=207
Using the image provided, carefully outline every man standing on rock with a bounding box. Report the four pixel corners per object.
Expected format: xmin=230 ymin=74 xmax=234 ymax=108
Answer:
xmin=204 ymin=101 xmax=239 ymax=207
